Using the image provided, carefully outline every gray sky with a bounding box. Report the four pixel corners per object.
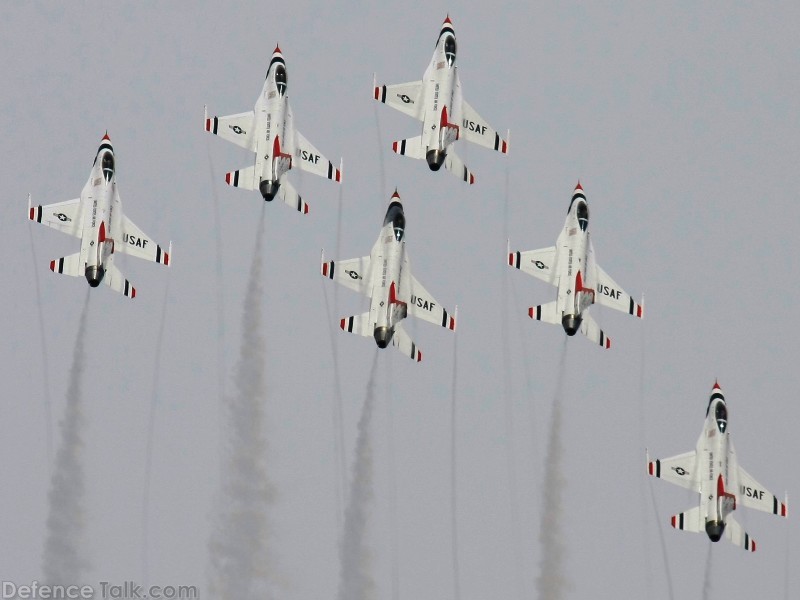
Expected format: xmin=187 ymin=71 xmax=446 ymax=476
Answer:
xmin=1 ymin=2 xmax=799 ymax=599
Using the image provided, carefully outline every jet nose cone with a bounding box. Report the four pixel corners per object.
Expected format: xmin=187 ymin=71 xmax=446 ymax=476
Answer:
xmin=391 ymin=189 xmax=401 ymax=202
xmin=575 ymin=180 xmax=583 ymax=191
xmin=273 ymin=43 xmax=282 ymax=54
xmin=373 ymin=326 xmax=392 ymax=349
xmin=102 ymin=131 xmax=111 ymax=142
xmin=705 ymin=520 xmax=725 ymax=542
xmin=443 ymin=14 xmax=453 ymax=26
xmin=562 ymin=315 xmax=581 ymax=336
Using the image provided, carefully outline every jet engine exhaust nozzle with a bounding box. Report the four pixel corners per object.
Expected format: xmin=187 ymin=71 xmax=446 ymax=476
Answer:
xmin=259 ymin=180 xmax=280 ymax=201
xmin=85 ymin=265 xmax=105 ymax=287
xmin=373 ymin=326 xmax=392 ymax=349
xmin=705 ymin=520 xmax=725 ymax=542
xmin=562 ymin=314 xmax=581 ymax=336
xmin=426 ymin=149 xmax=445 ymax=171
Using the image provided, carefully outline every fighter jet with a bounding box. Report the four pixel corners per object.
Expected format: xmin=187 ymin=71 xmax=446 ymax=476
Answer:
xmin=204 ymin=45 xmax=342 ymax=214
xmin=507 ymin=182 xmax=643 ymax=348
xmin=373 ymin=16 xmax=509 ymax=184
xmin=27 ymin=133 xmax=170 ymax=298
xmin=647 ymin=382 xmax=788 ymax=551
xmin=321 ymin=191 xmax=456 ymax=361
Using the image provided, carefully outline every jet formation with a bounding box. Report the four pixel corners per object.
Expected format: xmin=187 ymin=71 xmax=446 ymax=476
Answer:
xmin=205 ymin=45 xmax=343 ymax=214
xmin=28 ymin=134 xmax=171 ymax=298
xmin=321 ymin=191 xmax=456 ymax=361
xmin=374 ymin=16 xmax=509 ymax=184
xmin=508 ymin=182 xmax=643 ymax=348
xmin=647 ymin=382 xmax=788 ymax=551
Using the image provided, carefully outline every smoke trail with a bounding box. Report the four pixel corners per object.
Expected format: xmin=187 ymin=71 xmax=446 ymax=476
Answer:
xmin=27 ymin=221 xmax=53 ymax=468
xmin=500 ymin=168 xmax=526 ymax=600
xmin=647 ymin=481 xmax=675 ymax=600
xmin=535 ymin=339 xmax=568 ymax=600
xmin=373 ymin=104 xmax=387 ymax=198
xmin=141 ymin=279 xmax=171 ymax=586
xmin=450 ymin=332 xmax=462 ymax=600
xmin=42 ymin=291 xmax=91 ymax=585
xmin=337 ymin=351 xmax=380 ymax=600
xmin=385 ymin=355 xmax=400 ymax=600
xmin=322 ymin=179 xmax=347 ymax=525
xmin=207 ymin=205 xmax=275 ymax=599
xmin=701 ymin=542 xmax=712 ymax=600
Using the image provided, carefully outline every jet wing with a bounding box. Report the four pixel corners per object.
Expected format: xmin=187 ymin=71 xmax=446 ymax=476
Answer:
xmin=509 ymin=246 xmax=558 ymax=286
xmin=28 ymin=197 xmax=83 ymax=237
xmin=205 ymin=109 xmax=256 ymax=151
xmin=294 ymin=130 xmax=342 ymax=182
xmin=647 ymin=450 xmax=699 ymax=492
xmin=460 ymin=99 xmax=509 ymax=154
xmin=118 ymin=215 xmax=171 ymax=265
xmin=594 ymin=264 xmax=644 ymax=318
xmin=401 ymin=262 xmax=456 ymax=330
xmin=374 ymin=80 xmax=424 ymax=121
xmin=737 ymin=465 xmax=788 ymax=517
xmin=322 ymin=254 xmax=372 ymax=296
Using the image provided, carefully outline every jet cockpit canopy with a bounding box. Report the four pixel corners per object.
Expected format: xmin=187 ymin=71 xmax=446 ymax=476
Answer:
xmin=384 ymin=201 xmax=405 ymax=242
xmin=444 ymin=35 xmax=457 ymax=66
xmin=715 ymin=402 xmax=728 ymax=433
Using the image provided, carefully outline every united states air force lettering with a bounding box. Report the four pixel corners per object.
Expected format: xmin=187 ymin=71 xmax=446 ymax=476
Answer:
xmin=124 ymin=234 xmax=149 ymax=249
xmin=741 ymin=485 xmax=765 ymax=500
xmin=410 ymin=295 xmax=435 ymax=311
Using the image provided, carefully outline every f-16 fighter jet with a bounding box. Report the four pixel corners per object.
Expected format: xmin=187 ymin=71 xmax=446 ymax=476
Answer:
xmin=508 ymin=182 xmax=643 ymax=348
xmin=28 ymin=134 xmax=170 ymax=298
xmin=321 ymin=191 xmax=456 ymax=361
xmin=204 ymin=45 xmax=342 ymax=215
xmin=647 ymin=382 xmax=788 ymax=552
xmin=373 ymin=16 xmax=509 ymax=184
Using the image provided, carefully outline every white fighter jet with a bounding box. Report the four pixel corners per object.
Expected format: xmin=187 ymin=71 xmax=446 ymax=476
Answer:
xmin=321 ymin=191 xmax=456 ymax=361
xmin=647 ymin=382 xmax=788 ymax=551
xmin=508 ymin=182 xmax=643 ymax=348
xmin=204 ymin=45 xmax=342 ymax=215
xmin=27 ymin=133 xmax=171 ymax=298
xmin=373 ymin=16 xmax=509 ymax=184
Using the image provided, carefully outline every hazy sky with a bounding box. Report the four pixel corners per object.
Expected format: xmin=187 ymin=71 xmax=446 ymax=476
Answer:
xmin=2 ymin=2 xmax=799 ymax=599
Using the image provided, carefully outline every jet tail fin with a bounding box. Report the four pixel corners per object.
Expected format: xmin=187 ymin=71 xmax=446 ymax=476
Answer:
xmin=724 ymin=515 xmax=757 ymax=552
xmin=49 ymin=252 xmax=83 ymax=278
xmin=225 ymin=165 xmax=259 ymax=190
xmin=670 ymin=506 xmax=704 ymax=534
xmin=391 ymin=324 xmax=422 ymax=362
xmin=340 ymin=312 xmax=373 ymax=338
xmin=528 ymin=300 xmax=560 ymax=325
xmin=277 ymin=179 xmax=309 ymax=215
xmin=579 ymin=313 xmax=611 ymax=349
xmin=392 ymin=136 xmax=426 ymax=159
xmin=104 ymin=262 xmax=136 ymax=298
xmin=444 ymin=150 xmax=475 ymax=185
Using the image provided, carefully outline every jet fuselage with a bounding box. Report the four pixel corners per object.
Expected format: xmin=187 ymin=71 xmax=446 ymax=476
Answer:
xmin=696 ymin=391 xmax=735 ymax=542
xmin=369 ymin=202 xmax=408 ymax=347
xmin=554 ymin=187 xmax=594 ymax=335
xmin=253 ymin=50 xmax=293 ymax=200
xmin=420 ymin=19 xmax=461 ymax=170
xmin=80 ymin=139 xmax=123 ymax=287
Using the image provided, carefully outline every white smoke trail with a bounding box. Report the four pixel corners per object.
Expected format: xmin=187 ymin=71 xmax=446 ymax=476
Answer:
xmin=42 ymin=291 xmax=91 ymax=585
xmin=207 ymin=205 xmax=275 ymax=599
xmin=141 ymin=279 xmax=171 ymax=586
xmin=28 ymin=222 xmax=53 ymax=468
xmin=535 ymin=339 xmax=568 ymax=600
xmin=702 ymin=542 xmax=712 ymax=600
xmin=450 ymin=332 xmax=462 ymax=600
xmin=337 ymin=351 xmax=380 ymax=600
